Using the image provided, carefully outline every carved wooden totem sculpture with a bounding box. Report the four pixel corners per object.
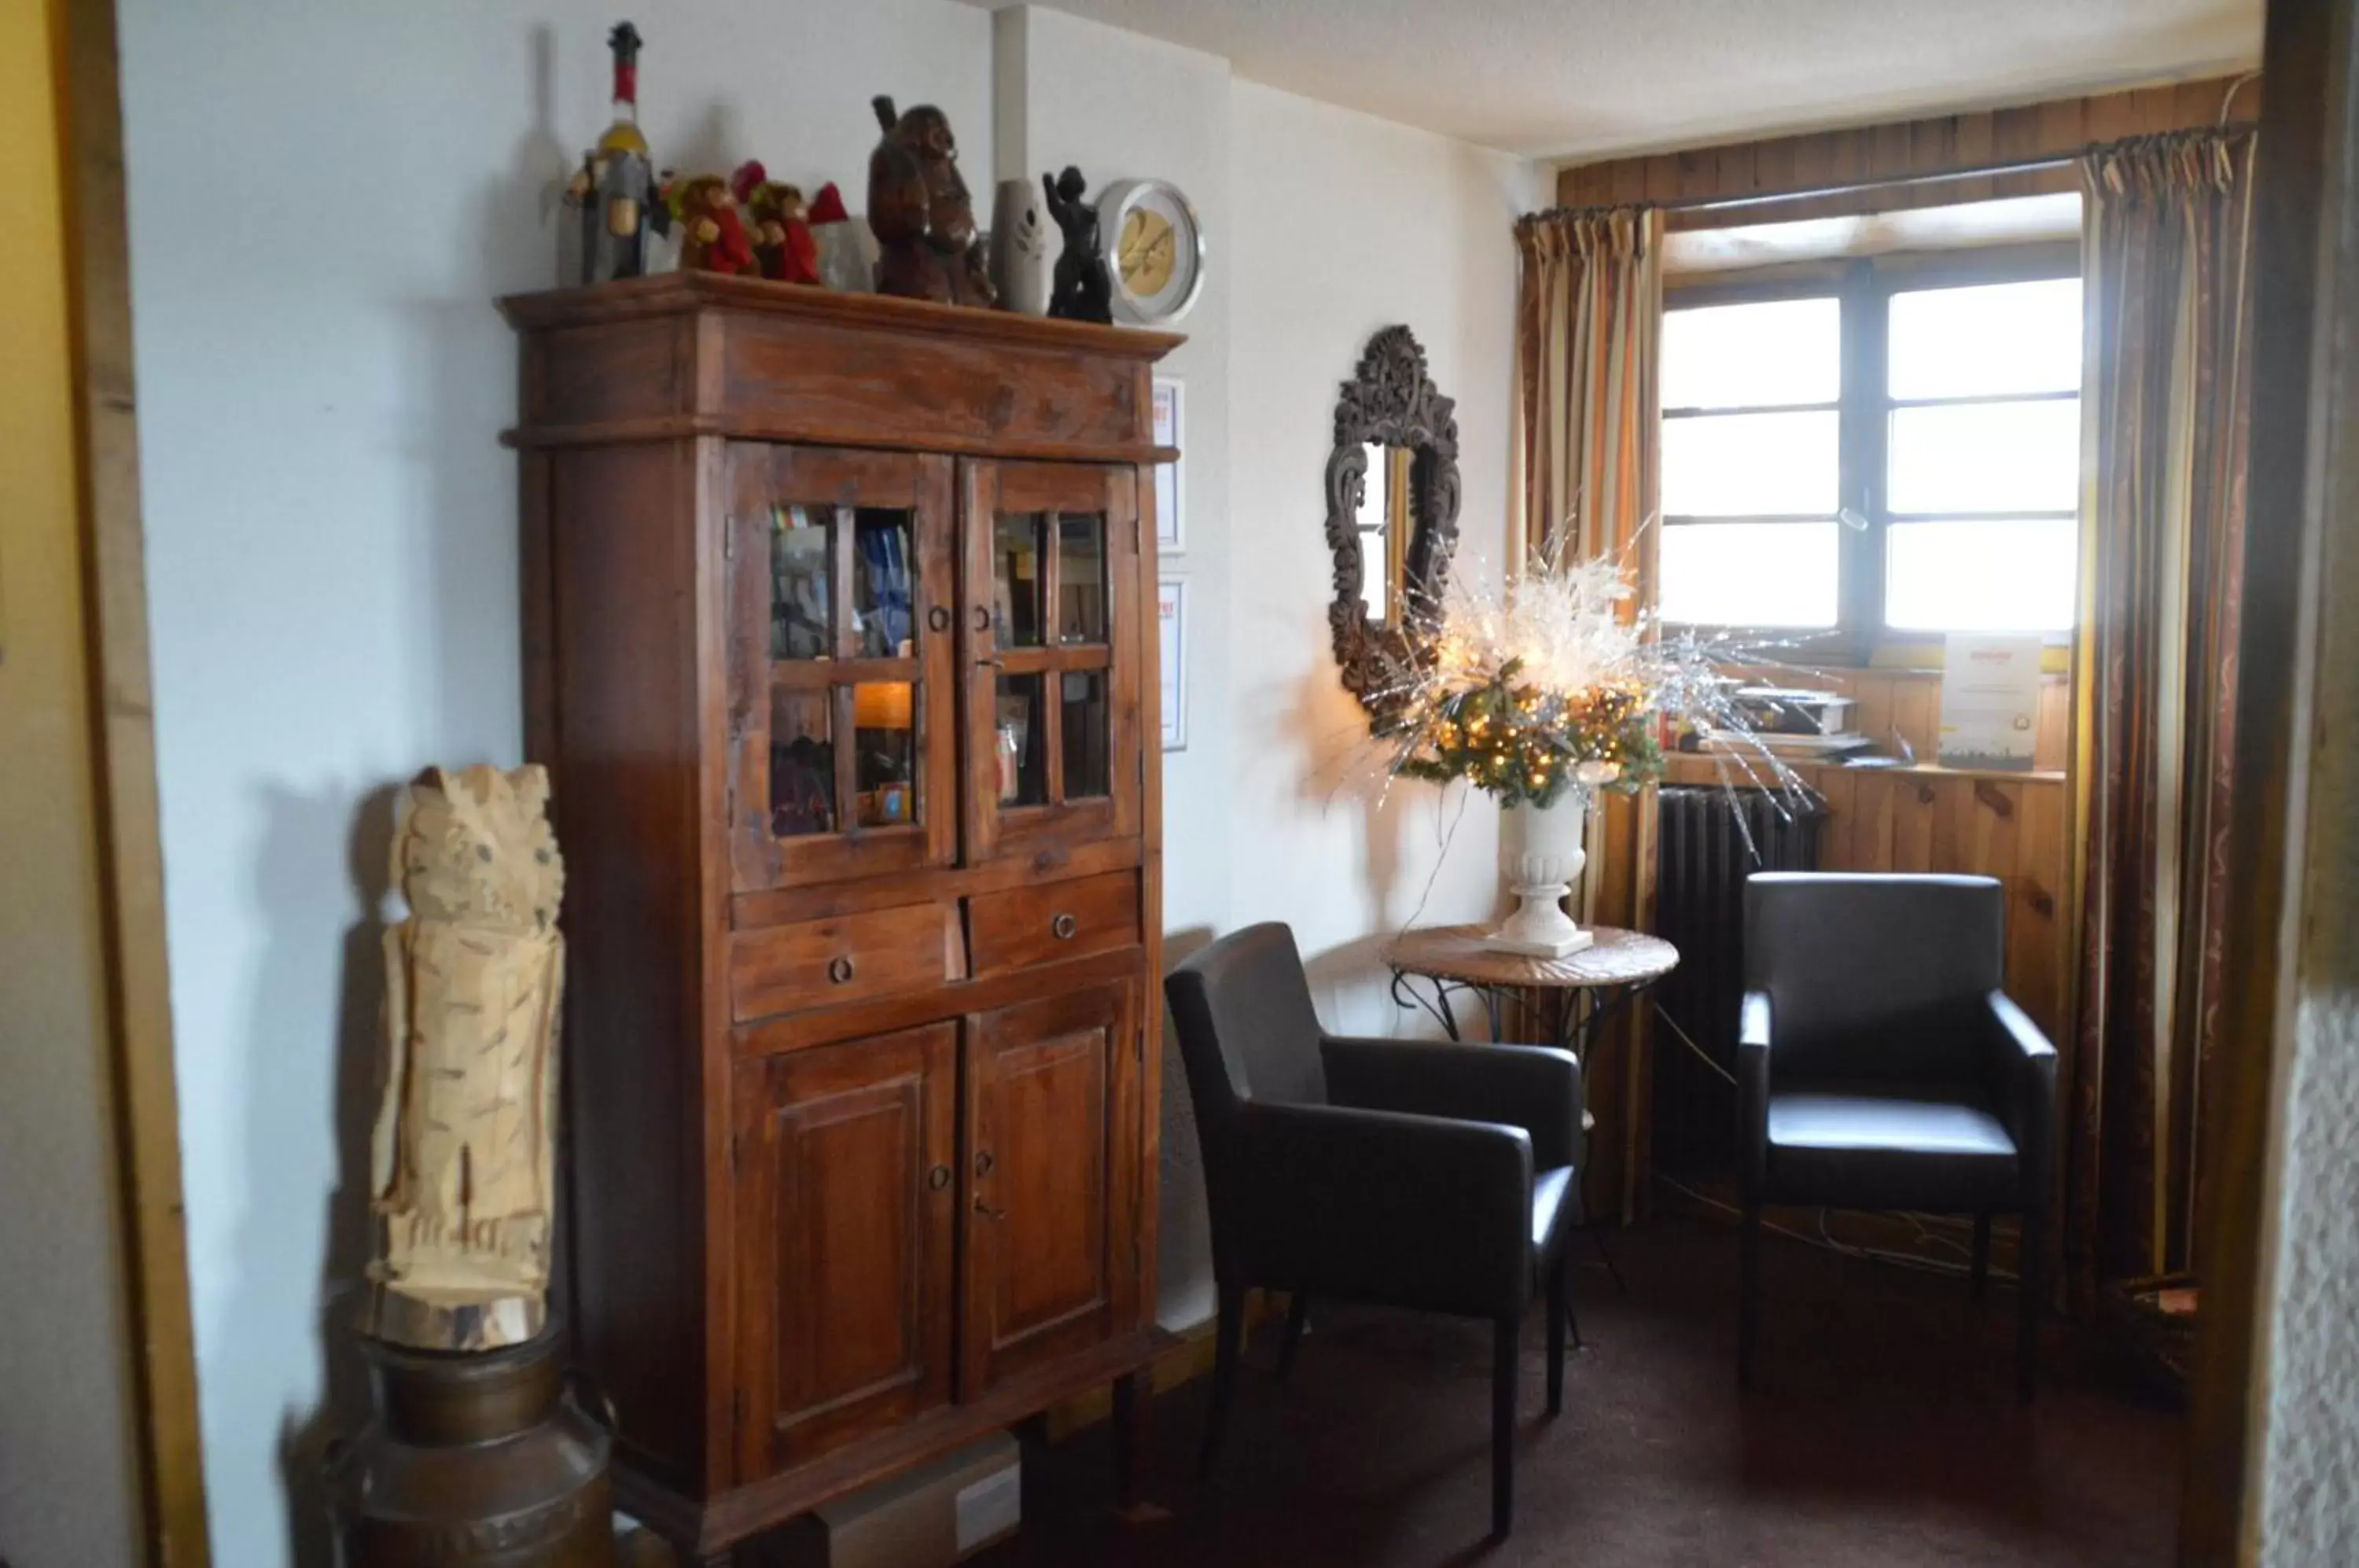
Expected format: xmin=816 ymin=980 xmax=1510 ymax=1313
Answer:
xmin=365 ymin=764 xmax=566 ymax=1353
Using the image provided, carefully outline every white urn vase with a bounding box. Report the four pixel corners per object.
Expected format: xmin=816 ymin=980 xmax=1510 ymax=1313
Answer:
xmin=1487 ymin=794 xmax=1593 ymax=958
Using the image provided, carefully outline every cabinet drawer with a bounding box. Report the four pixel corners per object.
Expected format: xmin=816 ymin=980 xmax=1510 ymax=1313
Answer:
xmin=966 ymin=870 xmax=1142 ymax=977
xmin=731 ymin=902 xmax=963 ymax=1022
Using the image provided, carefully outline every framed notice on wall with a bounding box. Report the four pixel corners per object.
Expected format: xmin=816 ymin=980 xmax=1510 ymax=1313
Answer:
xmin=1152 ymin=377 xmax=1184 ymax=553
xmin=1158 ymin=578 xmax=1187 ymax=751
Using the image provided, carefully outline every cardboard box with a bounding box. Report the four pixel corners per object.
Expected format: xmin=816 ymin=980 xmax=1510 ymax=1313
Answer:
xmin=758 ymin=1434 xmax=1021 ymax=1568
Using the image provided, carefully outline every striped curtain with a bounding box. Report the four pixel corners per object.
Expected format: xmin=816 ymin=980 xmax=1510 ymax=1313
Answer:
xmin=2066 ymin=130 xmax=2257 ymax=1310
xmin=1512 ymin=205 xmax=1664 ymax=1220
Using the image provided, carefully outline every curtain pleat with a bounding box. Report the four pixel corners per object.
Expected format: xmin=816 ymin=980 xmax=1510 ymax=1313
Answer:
xmin=1513 ymin=205 xmax=1664 ymax=1220
xmin=2066 ymin=131 xmax=2255 ymax=1312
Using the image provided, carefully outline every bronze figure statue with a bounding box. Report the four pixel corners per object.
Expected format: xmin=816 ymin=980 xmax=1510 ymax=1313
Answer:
xmin=867 ymin=95 xmax=995 ymax=307
xmin=1043 ymin=166 xmax=1113 ymax=324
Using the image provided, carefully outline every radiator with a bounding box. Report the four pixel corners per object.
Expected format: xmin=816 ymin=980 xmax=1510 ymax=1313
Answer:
xmin=1651 ymin=785 xmax=1826 ymax=1180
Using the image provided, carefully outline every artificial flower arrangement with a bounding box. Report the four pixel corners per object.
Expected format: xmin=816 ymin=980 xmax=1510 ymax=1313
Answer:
xmin=1372 ymin=543 xmax=1790 ymax=955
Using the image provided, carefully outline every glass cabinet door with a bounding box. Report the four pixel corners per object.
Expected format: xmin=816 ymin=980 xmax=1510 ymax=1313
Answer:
xmin=962 ymin=461 xmax=1143 ymax=862
xmin=728 ymin=445 xmax=957 ymax=891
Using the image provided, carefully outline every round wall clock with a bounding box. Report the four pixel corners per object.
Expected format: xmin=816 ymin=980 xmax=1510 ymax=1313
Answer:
xmin=1095 ymin=178 xmax=1205 ymax=326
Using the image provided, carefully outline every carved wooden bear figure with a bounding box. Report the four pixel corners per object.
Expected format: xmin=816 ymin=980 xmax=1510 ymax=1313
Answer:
xmin=867 ymin=94 xmax=995 ymax=307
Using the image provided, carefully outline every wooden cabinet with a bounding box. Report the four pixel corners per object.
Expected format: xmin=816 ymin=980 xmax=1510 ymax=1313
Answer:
xmin=732 ymin=1023 xmax=958 ymax=1478
xmin=962 ymin=981 xmax=1143 ymax=1398
xmin=504 ymin=274 xmax=1178 ymax=1561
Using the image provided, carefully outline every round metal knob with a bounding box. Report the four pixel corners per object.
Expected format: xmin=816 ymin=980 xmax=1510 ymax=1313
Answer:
xmin=971 ymin=605 xmax=992 ymax=632
xmin=927 ymin=1164 xmax=951 ymax=1191
xmin=928 ymin=605 xmax=952 ymax=633
xmin=1051 ymin=913 xmax=1080 ymax=941
xmin=826 ymin=955 xmax=856 ymax=985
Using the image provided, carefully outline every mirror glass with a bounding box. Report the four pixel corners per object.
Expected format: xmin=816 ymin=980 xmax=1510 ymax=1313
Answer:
xmin=1356 ymin=444 xmax=1414 ymax=627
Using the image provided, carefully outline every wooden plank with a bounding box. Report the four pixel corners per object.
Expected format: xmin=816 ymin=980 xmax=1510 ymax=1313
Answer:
xmin=1891 ymin=678 xmax=1941 ymax=762
xmin=2036 ymin=675 xmax=2070 ymax=771
xmin=1869 ymin=119 xmax=1916 ymax=182
xmin=1849 ymin=774 xmax=1899 ymax=870
xmin=1962 ymin=777 xmax=2025 ymax=877
xmin=1609 ymin=158 xmax=1651 ymax=206
xmin=1640 ymin=153 xmax=1684 ymax=202
xmin=1753 ymin=134 xmax=1798 ymax=199
xmin=1950 ymin=110 xmax=1997 ymax=204
xmin=1924 ymin=776 xmax=1969 ymax=870
xmin=2129 ymin=84 xmax=2183 ymax=134
xmin=1812 ymin=767 xmax=1857 ymax=870
xmin=1713 ymin=140 xmax=1759 ymax=198
xmin=2085 ymin=85 xmax=2144 ymax=145
xmin=1892 ymin=778 xmax=1941 ymax=871
xmin=1676 ymin=146 xmax=1716 ymax=198
xmin=1789 ymin=131 xmax=1839 ymax=194
xmin=1852 ymin=674 xmax=1897 ymax=756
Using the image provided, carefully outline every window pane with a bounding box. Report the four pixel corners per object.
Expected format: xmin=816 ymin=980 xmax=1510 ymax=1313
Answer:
xmin=769 ymin=689 xmax=835 ymax=837
xmin=1658 ymin=522 xmax=1841 ymax=628
xmin=1056 ymin=512 xmax=1107 ymax=643
xmin=851 ymin=681 xmax=916 ymax=826
xmin=992 ymin=513 xmax=1046 ymax=647
xmin=1061 ymin=670 xmax=1110 ymax=798
xmin=993 ymin=674 xmax=1047 ymax=806
xmin=1890 ymin=278 xmax=2082 ymax=399
xmin=770 ymin=505 xmax=834 ymax=661
xmin=1885 ymin=519 xmax=2077 ymax=632
xmin=851 ymin=510 xmax=914 ymax=657
xmin=1662 ymin=297 xmax=1840 ymax=410
xmin=1888 ymin=399 xmax=2079 ymax=514
xmin=1662 ymin=410 xmax=1839 ymax=517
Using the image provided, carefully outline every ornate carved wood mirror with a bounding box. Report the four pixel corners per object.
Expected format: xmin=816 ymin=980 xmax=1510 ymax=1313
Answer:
xmin=1325 ymin=326 xmax=1461 ymax=720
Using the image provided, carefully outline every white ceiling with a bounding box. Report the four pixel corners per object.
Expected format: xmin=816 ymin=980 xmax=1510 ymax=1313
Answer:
xmin=970 ymin=0 xmax=2262 ymax=160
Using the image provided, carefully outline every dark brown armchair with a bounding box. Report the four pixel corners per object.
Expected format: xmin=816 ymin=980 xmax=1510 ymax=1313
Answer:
xmin=1739 ymin=873 xmax=2058 ymax=1396
xmin=1165 ymin=923 xmax=1584 ymax=1537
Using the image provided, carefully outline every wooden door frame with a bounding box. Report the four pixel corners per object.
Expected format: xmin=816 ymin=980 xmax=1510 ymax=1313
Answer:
xmin=53 ymin=0 xmax=210 ymax=1561
xmin=2181 ymin=0 xmax=2355 ymax=1560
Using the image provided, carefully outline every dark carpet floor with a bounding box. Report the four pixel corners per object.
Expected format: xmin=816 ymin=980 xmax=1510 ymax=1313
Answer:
xmin=977 ymin=1217 xmax=2182 ymax=1568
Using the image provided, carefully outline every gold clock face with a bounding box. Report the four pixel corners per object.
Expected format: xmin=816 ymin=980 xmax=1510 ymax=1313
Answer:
xmin=1118 ymin=207 xmax=1178 ymax=298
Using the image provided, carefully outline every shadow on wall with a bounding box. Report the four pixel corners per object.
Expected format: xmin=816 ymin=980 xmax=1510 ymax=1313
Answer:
xmin=204 ymin=781 xmax=399 ymax=1568
xmin=1156 ymin=926 xmax=1218 ymax=1331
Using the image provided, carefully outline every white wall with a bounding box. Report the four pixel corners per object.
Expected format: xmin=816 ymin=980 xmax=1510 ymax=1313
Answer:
xmin=1226 ymin=83 xmax=1537 ymax=1038
xmin=117 ymin=5 xmax=989 ymax=1564
xmin=122 ymin=0 xmax=1534 ymax=1555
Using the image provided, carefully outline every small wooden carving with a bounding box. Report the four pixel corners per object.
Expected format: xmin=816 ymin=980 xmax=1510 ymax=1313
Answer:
xmin=365 ymin=764 xmax=566 ymax=1352
xmin=1043 ymin=166 xmax=1113 ymax=324
xmin=867 ymin=95 xmax=995 ymax=307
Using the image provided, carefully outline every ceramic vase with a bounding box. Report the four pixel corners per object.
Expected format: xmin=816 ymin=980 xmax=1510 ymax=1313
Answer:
xmin=987 ymin=178 xmax=1052 ymax=316
xmin=1486 ymin=794 xmax=1594 ymax=958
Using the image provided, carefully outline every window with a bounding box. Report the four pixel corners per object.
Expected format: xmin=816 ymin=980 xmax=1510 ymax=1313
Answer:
xmin=1659 ymin=257 xmax=2083 ymax=650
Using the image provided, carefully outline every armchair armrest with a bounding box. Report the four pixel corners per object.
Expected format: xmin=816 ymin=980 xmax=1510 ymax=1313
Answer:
xmin=1225 ymin=1099 xmax=1536 ymax=1318
xmin=1319 ymin=1035 xmax=1584 ymax=1170
xmin=1983 ymin=991 xmax=2059 ymax=1191
xmin=1738 ymin=992 xmax=1772 ymax=1194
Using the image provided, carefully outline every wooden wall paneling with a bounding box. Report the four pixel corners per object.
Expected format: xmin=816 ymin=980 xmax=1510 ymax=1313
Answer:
xmin=1950 ymin=111 xmax=1997 ymax=204
xmin=1559 ymin=75 xmax=2255 ymax=221
xmin=1890 ymin=679 xmax=1940 ymax=761
xmin=2010 ymin=778 xmax=2068 ymax=1036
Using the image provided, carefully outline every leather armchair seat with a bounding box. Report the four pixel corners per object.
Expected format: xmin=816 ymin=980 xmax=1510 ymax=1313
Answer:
xmin=1166 ymin=923 xmax=1584 ymax=1538
xmin=1739 ymin=874 xmax=2058 ymax=1397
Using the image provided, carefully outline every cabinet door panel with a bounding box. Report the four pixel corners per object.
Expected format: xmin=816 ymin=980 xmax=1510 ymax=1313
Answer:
xmin=961 ymin=980 xmax=1143 ymax=1397
xmin=960 ymin=462 xmax=1144 ymax=863
xmin=729 ymin=444 xmax=959 ymax=891
xmin=734 ymin=1022 xmax=957 ymax=1478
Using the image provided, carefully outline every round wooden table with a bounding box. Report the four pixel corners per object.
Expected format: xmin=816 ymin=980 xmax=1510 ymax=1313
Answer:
xmin=1378 ymin=923 xmax=1680 ymax=1055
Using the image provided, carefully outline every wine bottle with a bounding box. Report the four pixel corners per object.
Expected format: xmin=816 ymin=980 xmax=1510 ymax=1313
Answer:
xmin=583 ymin=21 xmax=653 ymax=282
